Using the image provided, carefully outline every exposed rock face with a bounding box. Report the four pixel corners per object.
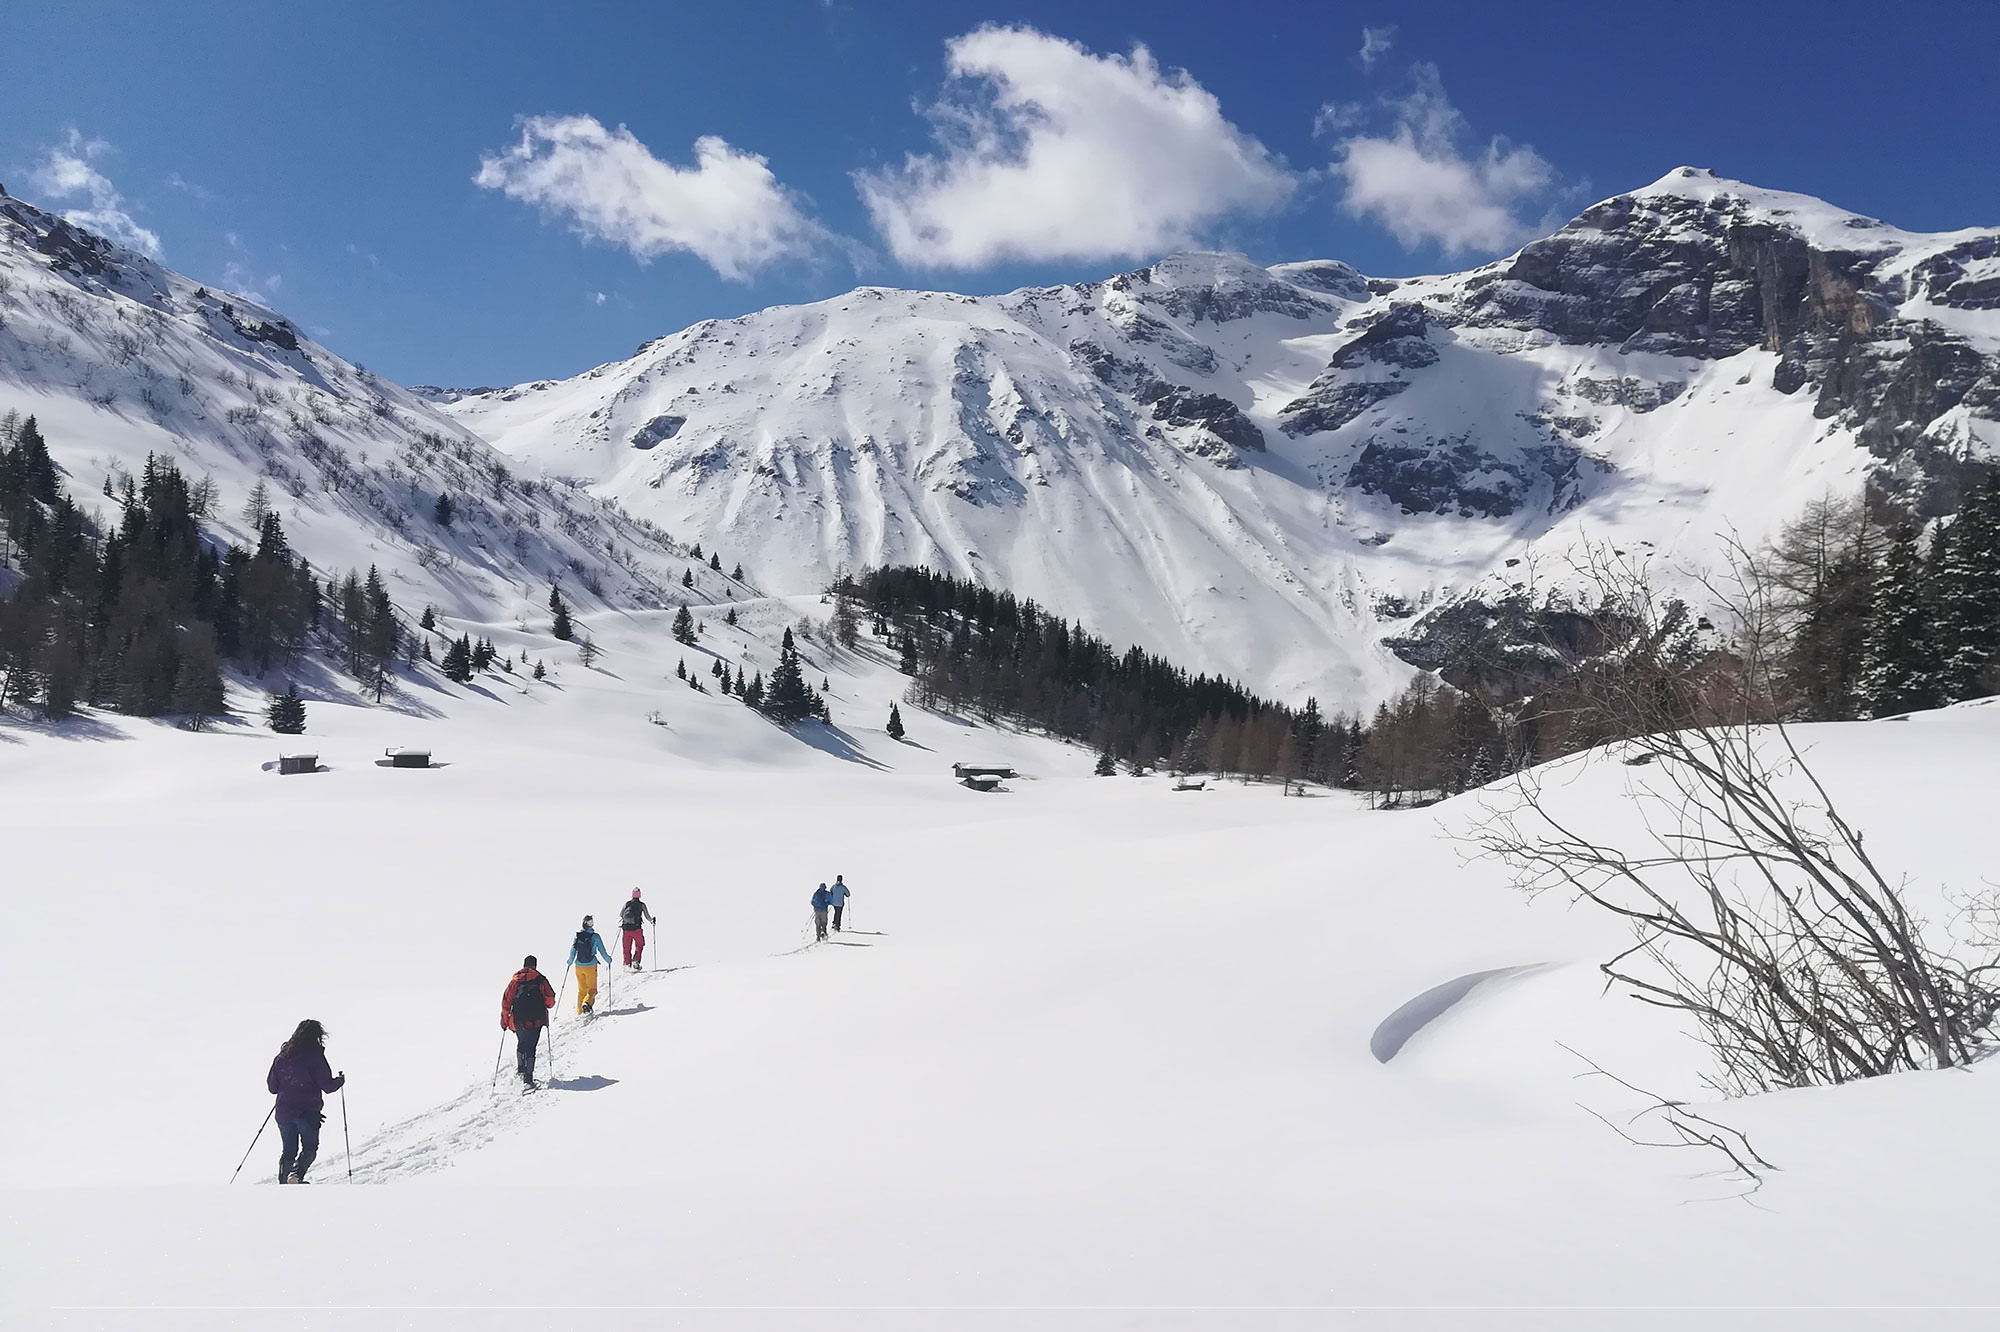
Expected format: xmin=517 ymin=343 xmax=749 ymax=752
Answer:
xmin=1433 ymin=168 xmax=2000 ymax=514
xmin=1347 ymin=436 xmax=1593 ymax=519
xmin=1385 ymin=594 xmax=1632 ymax=702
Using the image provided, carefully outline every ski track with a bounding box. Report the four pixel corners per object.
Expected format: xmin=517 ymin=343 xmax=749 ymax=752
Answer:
xmin=352 ymin=964 xmax=682 ymax=1181
xmin=351 ymin=931 xmax=863 ymax=1179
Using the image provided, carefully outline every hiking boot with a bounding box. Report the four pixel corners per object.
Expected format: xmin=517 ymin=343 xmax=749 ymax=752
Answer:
xmin=284 ymin=1172 xmax=300 ymax=1184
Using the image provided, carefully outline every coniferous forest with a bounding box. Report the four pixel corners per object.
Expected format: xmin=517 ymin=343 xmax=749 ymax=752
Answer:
xmin=0 ymin=413 xmax=402 ymax=722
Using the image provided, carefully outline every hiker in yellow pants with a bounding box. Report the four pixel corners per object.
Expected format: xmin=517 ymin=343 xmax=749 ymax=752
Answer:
xmin=566 ymin=915 xmax=613 ymax=1015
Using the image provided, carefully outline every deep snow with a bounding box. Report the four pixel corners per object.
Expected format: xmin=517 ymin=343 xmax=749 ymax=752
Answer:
xmin=5 ymin=610 xmax=2000 ymax=1328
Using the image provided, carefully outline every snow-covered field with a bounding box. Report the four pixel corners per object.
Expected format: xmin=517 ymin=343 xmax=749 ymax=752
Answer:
xmin=5 ymin=609 xmax=2000 ymax=1329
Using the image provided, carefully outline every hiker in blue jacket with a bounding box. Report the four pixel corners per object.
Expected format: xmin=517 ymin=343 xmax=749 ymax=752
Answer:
xmin=567 ymin=915 xmax=614 ymax=1015
xmin=827 ymin=874 xmax=852 ymax=932
xmin=811 ymin=883 xmax=832 ymax=941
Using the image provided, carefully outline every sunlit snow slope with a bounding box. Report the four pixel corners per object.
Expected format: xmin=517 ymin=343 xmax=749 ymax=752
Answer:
xmin=441 ymin=169 xmax=2000 ymax=711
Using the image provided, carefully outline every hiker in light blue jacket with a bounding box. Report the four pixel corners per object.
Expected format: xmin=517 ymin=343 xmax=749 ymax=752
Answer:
xmin=811 ymin=883 xmax=831 ymax=941
xmin=567 ymin=915 xmax=614 ymax=1015
xmin=827 ymin=874 xmax=852 ymax=932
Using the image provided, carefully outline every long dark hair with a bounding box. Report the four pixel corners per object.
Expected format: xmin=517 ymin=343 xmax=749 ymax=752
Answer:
xmin=279 ymin=1019 xmax=327 ymax=1060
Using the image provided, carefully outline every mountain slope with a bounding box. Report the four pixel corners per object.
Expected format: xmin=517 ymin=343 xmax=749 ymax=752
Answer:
xmin=438 ymin=169 xmax=2000 ymax=710
xmin=0 ymin=186 xmax=741 ymax=632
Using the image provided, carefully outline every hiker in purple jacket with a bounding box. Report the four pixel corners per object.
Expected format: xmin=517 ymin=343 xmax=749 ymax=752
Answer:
xmin=266 ymin=1019 xmax=345 ymax=1184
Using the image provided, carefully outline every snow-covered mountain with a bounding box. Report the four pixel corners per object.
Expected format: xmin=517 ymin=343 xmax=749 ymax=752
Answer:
xmin=436 ymin=168 xmax=2000 ymax=709
xmin=0 ymin=186 xmax=739 ymax=631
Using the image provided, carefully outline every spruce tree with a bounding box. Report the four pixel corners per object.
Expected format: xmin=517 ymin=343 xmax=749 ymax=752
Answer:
xmin=441 ymin=634 xmax=474 ymax=684
xmin=673 ymin=605 xmax=696 ymax=645
xmin=762 ymin=627 xmax=815 ymax=722
xmin=1858 ymin=525 xmax=1945 ymax=716
xmin=171 ymin=627 xmax=228 ymax=730
xmin=532 ymin=659 xmax=546 ymax=681
xmin=550 ymin=586 xmax=573 ymax=641
xmin=886 ymin=702 xmax=905 ymax=740
xmin=725 ymin=607 xmax=738 ymax=627
xmin=1094 ymin=748 xmax=1117 ymax=776
xmin=676 ymin=658 xmax=687 ymax=680
xmin=433 ymin=493 xmax=454 ymax=527
xmin=1934 ymin=473 xmax=2000 ymax=700
xmin=732 ymin=563 xmax=743 ymax=580
xmin=682 ymin=568 xmax=694 ymax=588
xmin=710 ymin=552 xmax=721 ymax=571
xmin=471 ymin=637 xmax=495 ymax=671
xmin=419 ymin=605 xmax=436 ymax=632
xmin=267 ymin=682 xmax=307 ymax=735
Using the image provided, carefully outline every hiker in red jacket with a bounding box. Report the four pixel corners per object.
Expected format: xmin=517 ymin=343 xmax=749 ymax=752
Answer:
xmin=501 ymin=956 xmax=557 ymax=1089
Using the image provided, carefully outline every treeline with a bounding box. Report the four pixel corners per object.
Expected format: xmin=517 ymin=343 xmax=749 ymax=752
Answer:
xmin=0 ymin=413 xmax=404 ymax=722
xmin=847 ymin=566 xmax=1359 ymax=784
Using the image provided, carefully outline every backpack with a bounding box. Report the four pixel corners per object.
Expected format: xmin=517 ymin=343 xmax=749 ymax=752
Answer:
xmin=509 ymin=973 xmax=545 ymax=1025
xmin=620 ymin=899 xmax=643 ymax=930
xmin=574 ymin=928 xmax=596 ymax=963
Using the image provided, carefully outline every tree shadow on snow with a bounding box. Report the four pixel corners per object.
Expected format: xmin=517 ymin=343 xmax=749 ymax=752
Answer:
xmin=787 ymin=719 xmax=890 ymax=771
xmin=0 ymin=709 xmax=127 ymax=743
xmin=548 ymin=1074 xmax=619 ymax=1092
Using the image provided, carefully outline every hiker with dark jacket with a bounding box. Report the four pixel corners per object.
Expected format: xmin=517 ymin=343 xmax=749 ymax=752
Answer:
xmin=811 ymin=883 xmax=832 ymax=941
xmin=567 ymin=916 xmax=613 ymax=1015
xmin=619 ymin=889 xmax=655 ymax=971
xmin=267 ymin=1019 xmax=344 ymax=1184
xmin=502 ymin=957 xmax=557 ymax=1087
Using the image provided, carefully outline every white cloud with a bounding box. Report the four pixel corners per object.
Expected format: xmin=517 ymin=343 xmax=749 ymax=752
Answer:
xmin=475 ymin=115 xmax=825 ymax=279
xmin=856 ymin=26 xmax=1295 ymax=269
xmin=592 ymin=291 xmax=607 ymax=306
xmin=30 ymin=130 xmax=162 ymax=258
xmin=166 ymin=171 xmax=217 ymax=204
xmin=1357 ymin=26 xmax=1397 ymax=71
xmin=1329 ymin=64 xmax=1555 ymax=256
xmin=221 ymin=232 xmax=282 ymax=305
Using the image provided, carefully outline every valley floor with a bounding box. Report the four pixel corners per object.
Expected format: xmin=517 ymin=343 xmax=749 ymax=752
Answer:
xmin=3 ymin=674 xmax=1999 ymax=1330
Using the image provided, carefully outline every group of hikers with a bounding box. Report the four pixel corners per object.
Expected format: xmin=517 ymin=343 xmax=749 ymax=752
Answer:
xmin=499 ymin=888 xmax=660 ymax=1089
xmin=263 ymin=878 xmax=863 ymax=1171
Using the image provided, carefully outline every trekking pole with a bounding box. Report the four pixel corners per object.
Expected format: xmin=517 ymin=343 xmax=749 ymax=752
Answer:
xmin=230 ymin=1106 xmax=275 ymax=1184
xmin=491 ymin=1032 xmax=506 ymax=1088
xmin=341 ymin=1083 xmax=353 ymax=1180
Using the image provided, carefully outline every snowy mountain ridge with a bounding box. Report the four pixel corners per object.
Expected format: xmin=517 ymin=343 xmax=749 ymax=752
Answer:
xmin=438 ymin=167 xmax=2000 ymax=710
xmin=0 ymin=185 xmax=741 ymax=635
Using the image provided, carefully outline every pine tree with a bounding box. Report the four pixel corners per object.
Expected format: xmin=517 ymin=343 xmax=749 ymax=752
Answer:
xmin=1858 ymin=524 xmax=1945 ymax=716
xmin=578 ymin=635 xmax=599 ymax=667
xmin=743 ymin=671 xmax=764 ymax=709
xmin=532 ymin=659 xmax=546 ymax=681
xmin=673 ymin=605 xmax=696 ymax=645
xmin=267 ymin=681 xmax=307 ymax=735
xmin=732 ymin=563 xmax=743 ymax=581
xmin=433 ymin=493 xmax=454 ymax=527
xmin=725 ymin=607 xmax=738 ymax=627
xmin=709 ymin=552 xmax=721 ymax=571
xmin=549 ymin=586 xmax=573 ymax=641
xmin=675 ymin=658 xmax=687 ymax=680
xmin=886 ymin=702 xmax=905 ymax=740
xmin=682 ymin=568 xmax=694 ymax=588
xmin=441 ymin=634 xmax=474 ymax=684
xmin=690 ymin=543 xmax=703 ymax=559
xmin=419 ymin=605 xmax=436 ymax=632
xmin=471 ymin=637 xmax=495 ymax=671
xmin=1094 ymin=748 xmax=1117 ymax=776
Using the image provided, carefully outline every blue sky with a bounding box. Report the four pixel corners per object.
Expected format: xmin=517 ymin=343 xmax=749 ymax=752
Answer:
xmin=4 ymin=1 xmax=1997 ymax=387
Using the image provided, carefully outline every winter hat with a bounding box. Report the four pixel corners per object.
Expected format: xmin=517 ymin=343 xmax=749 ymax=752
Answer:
xmin=582 ymin=915 xmax=593 ymax=928
xmin=523 ymin=955 xmax=538 ymax=969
